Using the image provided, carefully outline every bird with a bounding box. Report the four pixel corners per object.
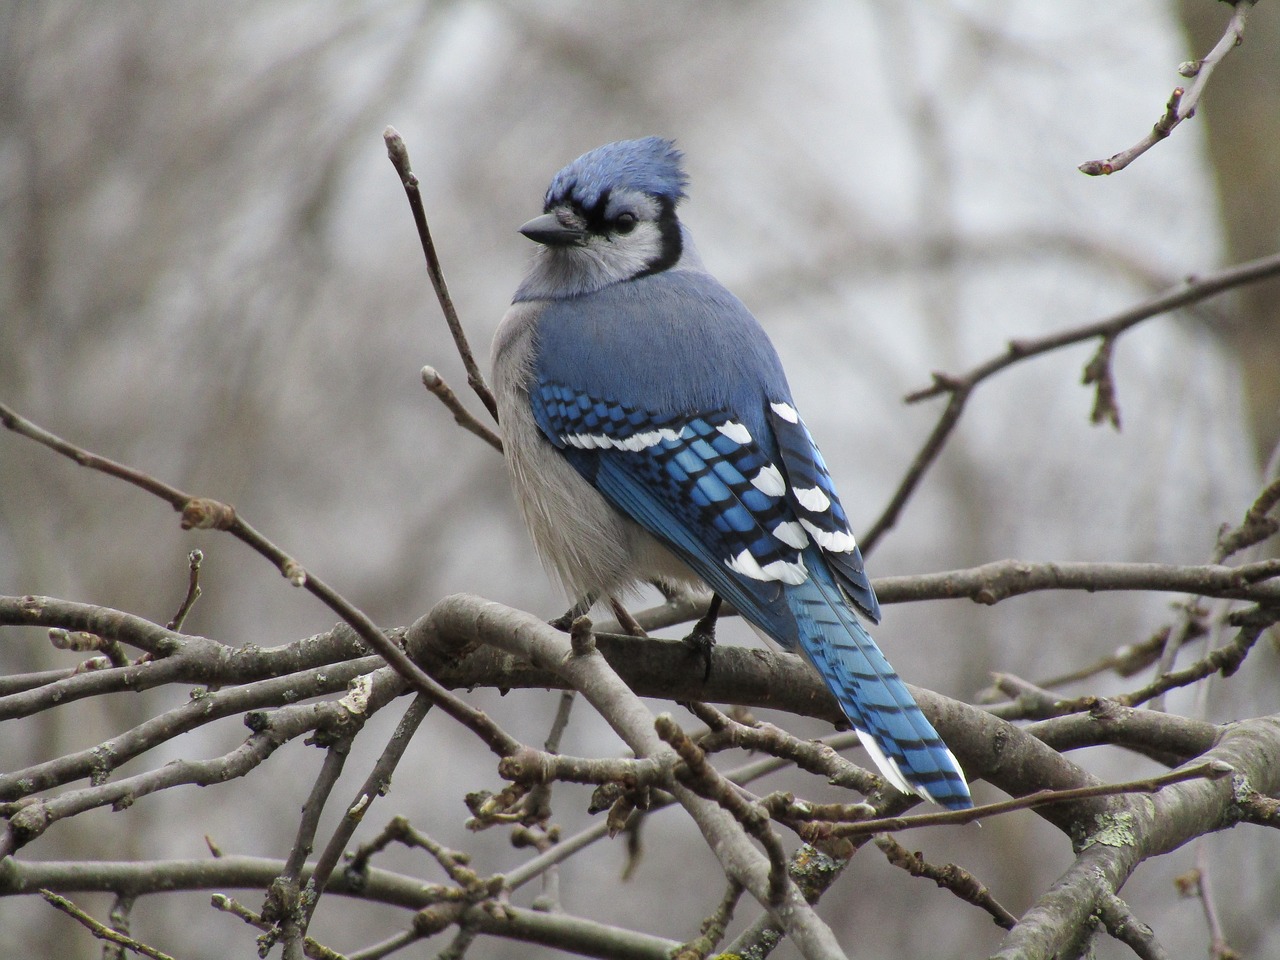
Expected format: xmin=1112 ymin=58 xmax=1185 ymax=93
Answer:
xmin=491 ymin=137 xmax=971 ymax=810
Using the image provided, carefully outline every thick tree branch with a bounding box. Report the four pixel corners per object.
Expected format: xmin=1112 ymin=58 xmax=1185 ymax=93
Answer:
xmin=992 ymin=715 xmax=1280 ymax=959
xmin=416 ymin=595 xmax=850 ymax=960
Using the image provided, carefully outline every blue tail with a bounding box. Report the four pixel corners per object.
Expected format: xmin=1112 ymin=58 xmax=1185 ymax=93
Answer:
xmin=786 ymin=570 xmax=972 ymax=810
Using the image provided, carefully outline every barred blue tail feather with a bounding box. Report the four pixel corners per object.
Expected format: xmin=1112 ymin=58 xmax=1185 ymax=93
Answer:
xmin=787 ymin=562 xmax=972 ymax=809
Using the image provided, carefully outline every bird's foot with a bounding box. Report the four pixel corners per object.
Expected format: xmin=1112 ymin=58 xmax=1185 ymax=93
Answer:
xmin=682 ymin=594 xmax=722 ymax=684
xmin=549 ymin=595 xmax=595 ymax=632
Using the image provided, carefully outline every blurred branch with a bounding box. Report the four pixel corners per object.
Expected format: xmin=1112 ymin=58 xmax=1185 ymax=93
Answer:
xmin=384 ymin=127 xmax=499 ymax=423
xmin=863 ymin=248 xmax=1280 ymax=552
xmin=1080 ymin=1 xmax=1257 ymax=176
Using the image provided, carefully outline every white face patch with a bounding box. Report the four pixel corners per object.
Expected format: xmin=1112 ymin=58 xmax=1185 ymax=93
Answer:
xmin=716 ymin=420 xmax=752 ymax=445
xmin=793 ymin=485 xmax=832 ymax=513
xmin=770 ymin=401 xmax=799 ymax=423
xmin=750 ymin=463 xmax=786 ymax=496
xmin=516 ymin=201 xmax=669 ymax=299
xmin=726 ymin=549 xmax=808 ymax=585
xmin=799 ymin=518 xmax=857 ymax=553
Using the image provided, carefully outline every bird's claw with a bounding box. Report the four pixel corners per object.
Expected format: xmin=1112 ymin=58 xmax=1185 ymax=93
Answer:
xmin=683 ymin=619 xmax=717 ymax=684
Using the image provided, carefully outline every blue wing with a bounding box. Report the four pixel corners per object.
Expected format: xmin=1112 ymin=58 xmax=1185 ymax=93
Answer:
xmin=766 ymin=402 xmax=880 ymax=622
xmin=530 ymin=377 xmax=971 ymax=809
xmin=522 ymin=269 xmax=968 ymax=807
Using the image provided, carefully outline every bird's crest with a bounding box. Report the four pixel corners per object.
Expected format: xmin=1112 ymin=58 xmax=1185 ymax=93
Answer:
xmin=545 ymin=137 xmax=688 ymax=212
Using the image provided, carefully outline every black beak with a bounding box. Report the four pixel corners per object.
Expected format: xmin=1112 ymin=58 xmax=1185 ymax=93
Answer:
xmin=519 ymin=213 xmax=588 ymax=247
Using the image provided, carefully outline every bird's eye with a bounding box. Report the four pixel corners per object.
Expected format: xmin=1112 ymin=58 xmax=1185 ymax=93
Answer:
xmin=614 ymin=212 xmax=638 ymax=234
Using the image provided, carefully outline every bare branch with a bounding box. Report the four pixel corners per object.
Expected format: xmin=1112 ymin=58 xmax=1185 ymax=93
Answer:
xmin=1097 ymin=894 xmax=1170 ymax=960
xmin=166 ymin=548 xmax=204 ymax=632
xmin=384 ymin=128 xmax=499 ymax=422
xmin=1080 ymin=2 xmax=1256 ymax=176
xmin=657 ymin=713 xmax=790 ymax=904
xmin=421 ymin=596 xmax=850 ymax=960
xmin=992 ymin=716 xmax=1280 ymax=959
xmin=0 ymin=403 xmax=523 ymax=759
xmin=421 ymin=366 xmax=503 ymax=454
xmin=40 ymin=891 xmax=176 ymax=960
xmin=270 ymin=733 xmax=359 ymax=958
xmin=670 ymin=880 xmax=743 ymax=960
xmin=795 ymin=759 xmax=1232 ymax=840
xmin=0 ymin=668 xmax=403 ymax=858
xmin=873 ymin=835 xmax=1017 ymax=930
xmin=303 ymin=694 xmax=434 ymax=928
xmin=1216 ymin=473 xmax=1280 ymax=561
xmin=862 ymin=249 xmax=1280 ymax=551
xmin=874 ymin=557 xmax=1280 ymax=607
xmin=0 ymin=656 xmax=385 ymax=801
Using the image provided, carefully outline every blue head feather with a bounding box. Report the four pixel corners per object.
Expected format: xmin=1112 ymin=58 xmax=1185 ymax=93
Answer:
xmin=545 ymin=137 xmax=688 ymax=212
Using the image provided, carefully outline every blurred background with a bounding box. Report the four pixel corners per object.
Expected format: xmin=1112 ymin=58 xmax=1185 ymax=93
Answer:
xmin=2 ymin=2 xmax=1278 ymax=957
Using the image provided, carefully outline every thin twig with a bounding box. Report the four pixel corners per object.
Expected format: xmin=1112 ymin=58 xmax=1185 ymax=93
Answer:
xmin=874 ymin=835 xmax=1017 ymax=930
xmin=0 ymin=401 xmax=522 ymax=760
xmin=167 ymin=548 xmax=204 ymax=632
xmin=862 ymin=248 xmax=1280 ymax=552
xmin=655 ymin=713 xmax=791 ymax=905
xmin=272 ymin=734 xmax=358 ymax=956
xmin=797 ymin=759 xmax=1232 ymax=839
xmin=306 ymin=694 xmax=433 ymax=928
xmin=1080 ymin=2 xmax=1255 ymax=176
xmin=1193 ymin=840 xmax=1239 ymax=960
xmin=384 ymin=127 xmax=498 ymax=421
xmin=211 ymin=894 xmax=346 ymax=960
xmin=40 ymin=890 xmax=176 ymax=960
xmin=1119 ymin=613 xmax=1274 ymax=712
xmin=671 ymin=879 xmax=744 ymax=960
xmin=104 ymin=893 xmax=138 ymax=960
xmin=498 ymin=731 xmax=865 ymax=895
xmin=421 ymin=366 xmax=503 ymax=453
xmin=346 ymin=930 xmax=419 ymax=960
xmin=873 ymin=557 xmax=1280 ymax=607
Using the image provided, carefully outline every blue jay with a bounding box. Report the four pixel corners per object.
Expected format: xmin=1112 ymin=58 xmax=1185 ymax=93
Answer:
xmin=492 ymin=137 xmax=971 ymax=809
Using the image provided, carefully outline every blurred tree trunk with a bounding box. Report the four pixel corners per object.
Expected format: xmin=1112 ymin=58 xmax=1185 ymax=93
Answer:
xmin=1178 ymin=0 xmax=1280 ymax=465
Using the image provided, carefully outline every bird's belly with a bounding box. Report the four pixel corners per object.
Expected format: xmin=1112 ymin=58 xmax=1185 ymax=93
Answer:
xmin=514 ymin=439 xmax=697 ymax=597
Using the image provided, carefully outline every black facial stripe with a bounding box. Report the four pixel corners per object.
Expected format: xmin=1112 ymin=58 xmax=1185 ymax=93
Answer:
xmin=580 ymin=187 xmax=613 ymax=234
xmin=633 ymin=197 xmax=682 ymax=278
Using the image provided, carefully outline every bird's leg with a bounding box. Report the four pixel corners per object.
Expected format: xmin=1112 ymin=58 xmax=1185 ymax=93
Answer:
xmin=550 ymin=593 xmax=596 ymax=632
xmin=608 ymin=596 xmax=648 ymax=638
xmin=682 ymin=593 xmax=722 ymax=683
